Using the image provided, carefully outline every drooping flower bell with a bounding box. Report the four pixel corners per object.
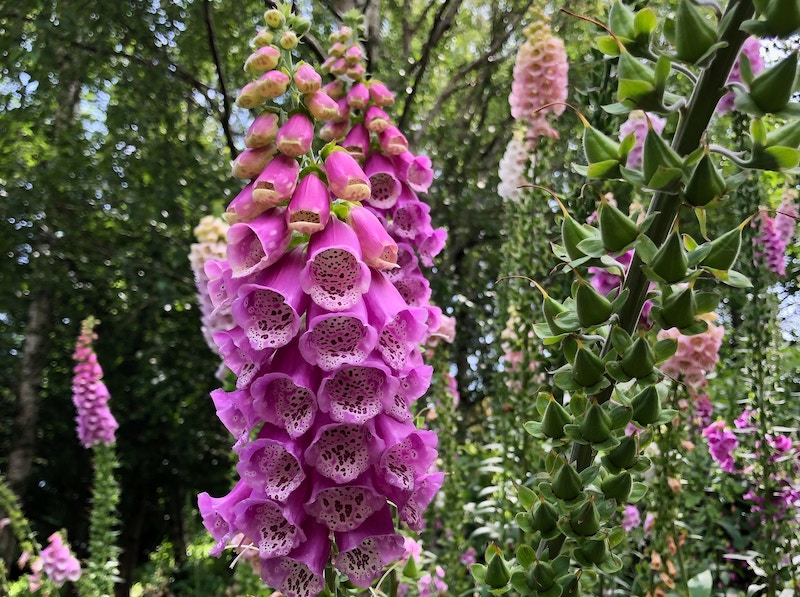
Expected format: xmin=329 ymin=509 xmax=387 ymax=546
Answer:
xmin=29 ymin=532 xmax=81 ymax=589
xmin=197 ymin=7 xmax=447 ymax=594
xmin=71 ymin=317 xmax=118 ymax=448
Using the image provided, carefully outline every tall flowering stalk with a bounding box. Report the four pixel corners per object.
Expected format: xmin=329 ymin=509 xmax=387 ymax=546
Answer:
xmin=197 ymin=6 xmax=446 ymax=595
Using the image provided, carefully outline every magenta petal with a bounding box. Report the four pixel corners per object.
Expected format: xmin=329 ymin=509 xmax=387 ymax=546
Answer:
xmin=375 ymin=415 xmax=439 ymax=492
xmin=300 ymin=217 xmax=371 ymax=311
xmin=417 ymin=227 xmax=447 ymax=267
xmin=392 ymin=151 xmax=434 ymax=193
xmin=347 ymin=206 xmax=398 ymax=270
xmin=304 ymin=472 xmax=385 ymax=532
xmin=333 ymin=506 xmax=405 ymax=588
xmin=252 ymin=154 xmax=300 ymax=207
xmin=198 ymin=480 xmax=253 ymax=557
xmin=324 ymin=150 xmax=371 ymax=202
xmin=231 ymin=247 xmax=308 ymax=351
xmin=236 ymin=426 xmax=306 ymax=501
xmin=211 ymin=388 xmax=255 ymax=446
xmin=299 ymin=302 xmax=378 ymax=371
xmin=398 ymin=472 xmax=444 ymax=530
xmin=276 ymin=113 xmax=314 ymax=158
xmin=204 ymin=259 xmax=233 ymax=309
xmin=343 ymin=123 xmax=371 ymax=162
xmin=233 ymin=493 xmax=306 ymax=558
xmin=392 ymin=270 xmax=432 ymax=308
xmin=287 ymin=173 xmax=331 ymax=234
xmin=364 ymin=152 xmax=401 ymax=209
xmin=225 ymin=182 xmax=269 ymax=224
xmin=304 ymin=421 xmax=383 ymax=483
xmin=226 ymin=208 xmax=291 ymax=278
xmin=390 ymin=188 xmax=432 ymax=240
xmin=212 ymin=327 xmax=269 ymax=388
xmin=260 ymin=520 xmax=329 ymax=597
xmin=318 ymin=358 xmax=399 ymax=423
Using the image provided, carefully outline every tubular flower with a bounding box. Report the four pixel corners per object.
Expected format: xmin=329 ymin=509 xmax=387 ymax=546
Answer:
xmin=619 ymin=110 xmax=667 ymax=169
xmin=71 ymin=317 xmax=118 ymax=448
xmin=198 ymin=13 xmax=446 ymax=594
xmin=497 ymin=133 xmax=530 ymax=202
xmin=508 ymin=19 xmax=569 ymax=149
xmin=657 ymin=314 xmax=725 ymax=389
xmin=31 ymin=532 xmax=81 ymax=588
xmin=753 ymin=191 xmax=798 ymax=277
xmin=702 ymin=420 xmax=738 ymax=473
xmin=717 ymin=37 xmax=764 ymax=114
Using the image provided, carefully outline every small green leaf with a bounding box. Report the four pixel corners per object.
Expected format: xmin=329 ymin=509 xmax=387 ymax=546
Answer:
xmin=516 ymin=544 xmax=536 ymax=569
xmin=653 ymin=338 xmax=678 ymax=362
xmin=597 ymin=35 xmax=622 ymax=56
xmin=628 ymin=482 xmax=649 ymax=503
xmin=518 ymin=485 xmax=538 ymax=511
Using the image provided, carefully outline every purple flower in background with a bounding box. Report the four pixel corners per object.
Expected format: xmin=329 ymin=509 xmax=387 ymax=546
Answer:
xmin=33 ymin=532 xmax=81 ymax=588
xmin=622 ymin=505 xmax=641 ymax=531
xmin=460 ymin=546 xmax=477 ymax=566
xmin=717 ymin=37 xmax=764 ymax=113
xmin=71 ymin=317 xmax=118 ymax=448
xmin=703 ymin=420 xmax=738 ymax=473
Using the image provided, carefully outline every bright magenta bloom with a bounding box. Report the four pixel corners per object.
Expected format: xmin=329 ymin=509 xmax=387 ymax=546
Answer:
xmin=34 ymin=532 xmax=81 ymax=588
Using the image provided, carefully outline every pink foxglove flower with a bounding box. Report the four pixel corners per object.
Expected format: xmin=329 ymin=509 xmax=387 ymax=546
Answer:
xmin=703 ymin=420 xmax=738 ymax=473
xmin=498 ymin=133 xmax=529 ymax=202
xmin=72 ymin=317 xmax=118 ymax=448
xmin=622 ymin=505 xmax=641 ymax=532
xmin=753 ymin=192 xmax=797 ymax=277
xmin=657 ymin=315 xmax=725 ymax=389
xmin=35 ymin=532 xmax=81 ymax=588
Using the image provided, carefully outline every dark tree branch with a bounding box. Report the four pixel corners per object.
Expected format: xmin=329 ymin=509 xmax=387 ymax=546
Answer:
xmin=203 ymin=0 xmax=238 ymax=160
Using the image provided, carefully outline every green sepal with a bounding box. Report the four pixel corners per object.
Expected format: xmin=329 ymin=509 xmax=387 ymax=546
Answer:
xmin=743 ymin=52 xmax=798 ymax=114
xmin=584 ymin=126 xmax=620 ymax=163
xmin=608 ymin=526 xmax=626 ymax=548
xmin=699 ymin=221 xmax=745 ymax=271
xmin=598 ymin=197 xmax=640 ymax=253
xmin=471 ymin=563 xmax=488 ymax=585
xmin=674 ymin=0 xmax=718 ymax=64
xmin=741 ymin=0 xmax=800 ymax=38
xmin=518 ymin=485 xmax=538 ymax=511
xmin=530 ymin=560 xmax=558 ymax=591
xmin=602 ymin=434 xmax=639 ymax=473
xmin=620 ymin=336 xmax=656 ymax=379
xmin=531 ymin=499 xmax=562 ymax=539
xmin=485 ymin=546 xmax=511 ymax=589
xmin=542 ymin=398 xmax=573 ymax=440
xmin=587 ymin=160 xmax=623 ymax=179
xmin=575 ymin=279 xmax=614 ymax=327
xmin=694 ymin=291 xmax=720 ymax=315
xmin=575 ymin=538 xmax=610 ymax=567
xmin=571 ymin=347 xmax=607 ymax=388
xmin=596 ymin=36 xmax=623 ymax=57
xmin=601 ymin=470 xmax=633 ymax=502
xmin=579 ymin=401 xmax=614 ymax=444
xmin=610 ymin=404 xmax=632 ymax=430
xmin=609 ymin=2 xmax=636 ymax=40
xmin=402 ymin=551 xmax=420 ymax=578
xmin=515 ymin=511 xmax=534 ymax=533
xmin=551 ymin=459 xmax=584 ymax=501
xmin=685 ymin=152 xmax=726 ymax=207
xmin=559 ymin=572 xmax=582 ymax=597
xmin=610 ymin=326 xmax=633 ymax=353
xmin=648 ymin=231 xmax=689 ymax=283
xmin=628 ymin=482 xmax=649 ymax=503
xmin=516 ymin=544 xmax=537 ymax=569
xmin=576 ymin=236 xmax=608 ymax=258
xmin=631 ymin=385 xmax=662 ymax=425
xmin=643 ymin=127 xmax=683 ymax=183
xmin=569 ymin=497 xmax=601 ymax=537
xmin=598 ymin=554 xmax=624 ymax=575
xmin=510 ymin=571 xmax=530 ymax=595
xmin=712 ymin=268 xmax=753 ymax=288
xmin=659 ymin=285 xmax=697 ymax=330
xmin=653 ymin=337 xmax=678 ymax=363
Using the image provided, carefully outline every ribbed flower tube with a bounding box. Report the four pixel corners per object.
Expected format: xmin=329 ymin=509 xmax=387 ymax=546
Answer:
xmin=71 ymin=317 xmax=118 ymax=448
xmin=197 ymin=9 xmax=445 ymax=595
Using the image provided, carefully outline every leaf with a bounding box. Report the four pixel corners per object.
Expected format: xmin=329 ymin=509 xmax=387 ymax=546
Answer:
xmin=596 ymin=35 xmax=622 ymax=56
xmin=653 ymin=338 xmax=678 ymax=362
xmin=687 ymin=569 xmax=712 ymax=597
xmin=517 ymin=485 xmax=538 ymax=511
xmin=516 ymin=544 xmax=536 ymax=569
xmin=628 ymin=482 xmax=649 ymax=503
xmin=634 ymin=7 xmax=658 ymax=37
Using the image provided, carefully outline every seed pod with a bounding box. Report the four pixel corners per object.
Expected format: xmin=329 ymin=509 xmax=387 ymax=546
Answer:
xmin=642 ymin=127 xmax=683 ymax=183
xmin=607 ymin=434 xmax=638 ymax=471
xmin=485 ymin=552 xmax=511 ymax=589
xmin=598 ymin=197 xmax=639 ymax=253
xmin=650 ymin=231 xmax=689 ymax=283
xmin=685 ymin=152 xmax=725 ymax=207
xmin=601 ymin=470 xmax=632 ymax=502
xmin=749 ymin=52 xmax=797 ymax=114
xmin=700 ymin=223 xmax=745 ymax=271
xmin=675 ymin=0 xmax=718 ymax=64
xmin=575 ymin=279 xmax=613 ymax=327
xmin=579 ymin=401 xmax=613 ymax=444
xmin=577 ymin=539 xmax=610 ymax=565
xmin=552 ymin=459 xmax=583 ymax=501
xmin=631 ymin=385 xmax=662 ymax=425
xmin=528 ymin=561 xmax=557 ymax=591
xmin=542 ymin=398 xmax=572 ymax=439
xmin=661 ymin=286 xmax=696 ymax=330
xmin=531 ymin=500 xmax=560 ymax=535
xmin=570 ymin=497 xmax=600 ymax=536
xmin=554 ymin=196 xmax=593 ymax=261
xmin=584 ymin=125 xmax=621 ymax=163
xmin=572 ymin=346 xmax=606 ymax=388
xmin=620 ymin=336 xmax=656 ymax=379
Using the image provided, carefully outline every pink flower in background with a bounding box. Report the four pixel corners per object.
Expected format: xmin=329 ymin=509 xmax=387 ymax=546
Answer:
xmin=753 ymin=192 xmax=798 ymax=277
xmin=717 ymin=37 xmax=764 ymax=113
xmin=658 ymin=317 xmax=724 ymax=389
xmin=71 ymin=317 xmax=118 ymax=448
xmin=460 ymin=546 xmax=477 ymax=566
xmin=622 ymin=505 xmax=641 ymax=531
xmin=703 ymin=420 xmax=738 ymax=473
xmin=30 ymin=532 xmax=81 ymax=588
xmin=497 ymin=133 xmax=530 ymax=202
xmin=619 ymin=110 xmax=667 ymax=169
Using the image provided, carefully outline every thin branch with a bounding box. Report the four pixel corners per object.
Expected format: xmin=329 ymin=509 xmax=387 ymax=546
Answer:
xmin=203 ymin=0 xmax=238 ymax=160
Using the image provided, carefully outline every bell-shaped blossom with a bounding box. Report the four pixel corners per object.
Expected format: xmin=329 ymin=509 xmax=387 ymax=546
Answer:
xmin=71 ymin=318 xmax=118 ymax=448
xmin=365 ymin=105 xmax=390 ymax=132
xmin=347 ymin=205 xmax=399 ymax=270
xmin=299 ymin=301 xmax=378 ymax=371
xmin=703 ymin=420 xmax=738 ymax=473
xmin=325 ymin=150 xmax=371 ymax=201
xmin=319 ymin=119 xmax=349 ymax=142
xmin=317 ymin=358 xmax=398 ymax=423
xmin=286 ymin=172 xmax=331 ymax=234
xmin=236 ymin=425 xmax=307 ymax=501
xmin=234 ymin=492 xmax=307 ymax=558
xmin=333 ymin=507 xmax=405 ymax=587
xmin=304 ymin=419 xmax=383 ymax=483
xmin=368 ymin=80 xmax=395 ymax=106
xmin=622 ymin=505 xmax=641 ymax=531
xmin=293 ymin=63 xmax=322 ymax=94
xmin=343 ymin=122 xmax=371 ymax=162
xmin=718 ymin=37 xmax=764 ymax=113
xmin=276 ymin=113 xmax=314 ymax=157
xmin=226 ymin=208 xmax=292 ymax=278
xmin=378 ymin=125 xmax=408 ymax=155
xmin=754 ymin=194 xmax=797 ymax=277
xmin=620 ymin=110 xmax=667 ymax=169
xmin=245 ymin=112 xmax=280 ymax=148
xmin=347 ymin=82 xmax=370 ymax=110
xmin=199 ymin=480 xmax=254 ymax=556
xmin=211 ymin=388 xmax=256 ymax=448
xmin=304 ymin=90 xmax=340 ymax=121
xmin=252 ymin=153 xmax=300 ymax=207
xmin=260 ymin=521 xmax=329 ymax=597
xmin=256 ymin=69 xmax=290 ymax=98
xmin=244 ymin=45 xmax=281 ymax=74
xmin=391 ymin=151 xmax=434 ymax=194
xmin=305 ymin=473 xmax=385 ymax=532
xmin=231 ymin=145 xmax=277 ymax=180
xmin=658 ymin=315 xmax=724 ymax=388
xmin=364 ymin=152 xmax=402 ymax=209
xmin=35 ymin=532 xmax=81 ymax=588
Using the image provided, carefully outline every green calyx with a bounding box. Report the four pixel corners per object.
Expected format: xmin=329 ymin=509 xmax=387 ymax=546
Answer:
xmin=570 ymin=497 xmax=600 ymax=537
xmin=606 ymin=434 xmax=639 ymax=471
xmin=620 ymin=336 xmax=656 ymax=379
xmin=555 ymin=196 xmax=594 ymax=261
xmin=685 ymin=152 xmax=725 ymax=207
xmin=598 ymin=197 xmax=639 ymax=253
xmin=642 ymin=127 xmax=683 ymax=189
xmin=660 ymin=285 xmax=697 ymax=330
xmin=631 ymin=384 xmax=662 ymax=425
xmin=529 ymin=561 xmax=557 ymax=591
xmin=650 ymin=230 xmax=689 ymax=284
xmin=748 ymin=52 xmax=798 ymax=114
xmin=575 ymin=278 xmax=614 ymax=328
xmin=577 ymin=538 xmax=610 ymax=565
xmin=579 ymin=401 xmax=613 ymax=444
xmin=601 ymin=470 xmax=632 ymax=502
xmin=700 ymin=218 xmax=750 ymax=271
xmin=560 ymin=572 xmax=583 ymax=597
xmin=531 ymin=499 xmax=560 ymax=535
xmin=674 ymin=0 xmax=718 ymax=64
xmin=572 ymin=346 xmax=606 ymax=388
xmin=542 ymin=398 xmax=573 ymax=440
xmin=485 ymin=550 xmax=511 ymax=589
xmin=552 ymin=459 xmax=584 ymax=501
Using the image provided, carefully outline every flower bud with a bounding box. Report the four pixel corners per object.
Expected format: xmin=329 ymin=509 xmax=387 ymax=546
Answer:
xmin=675 ymin=0 xmax=718 ymax=64
xmin=485 ymin=552 xmax=511 ymax=589
xmin=276 ymin=113 xmax=314 ymax=158
xmin=292 ymin=16 xmax=311 ymax=37
xmin=685 ymin=152 xmax=725 ymax=207
xmin=365 ymin=105 xmax=391 ymax=133
xmin=244 ymin=45 xmax=281 ymax=74
xmin=601 ymin=470 xmax=632 ymax=502
xmin=369 ymin=80 xmax=395 ymax=106
xmin=347 ymin=82 xmax=370 ymax=110
xmin=541 ymin=397 xmax=572 ymax=439
xmin=650 ymin=231 xmax=689 ymax=283
xmin=660 ymin=286 xmax=697 ymax=329
xmin=330 ymin=57 xmax=348 ymax=76
xmin=230 ymin=145 xmax=276 ymax=179
xmin=344 ymin=45 xmax=363 ymax=65
xmin=347 ymin=205 xmax=399 ymax=270
xmin=606 ymin=434 xmax=639 ymax=471
xmin=631 ymin=385 xmax=662 ymax=425
xmin=293 ymin=63 xmax=322 ymax=94
xmin=264 ymin=8 xmax=284 ymax=28
xmin=579 ymin=401 xmax=613 ymax=444
xmin=570 ymin=496 xmax=600 ymax=536
xmin=342 ymin=123 xmax=371 ymax=162
xmin=748 ymin=52 xmax=797 ymax=113
xmin=256 ymin=70 xmax=290 ymax=99
xmin=245 ymin=112 xmax=280 ymax=148
xmin=324 ymin=150 xmax=371 ymax=201
xmin=620 ymin=336 xmax=656 ymax=379
xmin=236 ymin=81 xmax=265 ymax=109
xmin=528 ymin=561 xmax=556 ymax=591
xmin=552 ymin=459 xmax=583 ymax=501
xmin=530 ymin=500 xmax=559 ymax=535
xmin=328 ymin=42 xmax=347 ymax=58
xmin=252 ymin=28 xmax=274 ymax=47
xmin=304 ymin=91 xmax=340 ymax=122
xmin=323 ymin=80 xmax=345 ymax=100
xmin=319 ymin=120 xmax=349 ymax=142
xmin=577 ymin=539 xmax=610 ymax=565
xmin=287 ymin=172 xmax=331 ymax=234
xmin=347 ymin=63 xmax=366 ymax=81
xmin=378 ymin=125 xmax=409 ymax=155
xmin=572 ymin=346 xmax=606 ymax=388
xmin=252 ymin=153 xmax=300 ymax=207
xmin=598 ymin=197 xmax=639 ymax=253
xmin=575 ymin=278 xmax=613 ymax=327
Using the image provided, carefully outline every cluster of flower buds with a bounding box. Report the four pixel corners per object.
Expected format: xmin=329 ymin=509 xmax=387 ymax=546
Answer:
xmin=71 ymin=317 xmax=118 ymax=448
xmin=753 ymin=190 xmax=798 ymax=277
xmin=508 ymin=18 xmax=569 ymax=149
xmin=198 ymin=8 xmax=447 ymax=595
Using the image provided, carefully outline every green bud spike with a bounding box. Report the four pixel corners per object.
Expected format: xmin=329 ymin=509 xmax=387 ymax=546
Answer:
xmin=529 ymin=561 xmax=557 ymax=591
xmin=749 ymin=52 xmax=798 ymax=114
xmin=758 ymin=0 xmax=800 ymax=37
xmin=661 ymin=285 xmax=697 ymax=330
xmin=601 ymin=470 xmax=633 ymax=502
xmin=577 ymin=539 xmax=610 ymax=565
xmin=598 ymin=196 xmax=639 ymax=253
xmin=631 ymin=384 xmax=662 ymax=425
xmin=579 ymin=401 xmax=613 ymax=444
xmin=542 ymin=397 xmax=573 ymax=439
xmin=575 ymin=278 xmax=614 ymax=327
xmin=607 ymin=434 xmax=639 ymax=470
xmin=700 ymin=217 xmax=752 ymax=270
xmin=570 ymin=496 xmax=601 ymax=536
xmin=685 ymin=152 xmax=726 ymax=207
xmin=531 ymin=499 xmax=560 ymax=535
xmin=674 ymin=0 xmax=718 ymax=64
xmin=620 ymin=336 xmax=656 ymax=379
xmin=552 ymin=459 xmax=583 ymax=501
xmin=485 ymin=551 xmax=511 ymax=589
xmin=572 ymin=346 xmax=606 ymax=388
xmin=642 ymin=127 xmax=683 ymax=183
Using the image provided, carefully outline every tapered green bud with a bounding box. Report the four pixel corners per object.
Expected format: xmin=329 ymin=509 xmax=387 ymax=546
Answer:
xmin=570 ymin=497 xmax=600 ymax=536
xmin=577 ymin=539 xmax=610 ymax=565
xmin=598 ymin=198 xmax=639 ymax=252
xmin=575 ymin=279 xmax=613 ymax=327
xmin=579 ymin=401 xmax=613 ymax=444
xmin=552 ymin=459 xmax=583 ymax=501
xmin=529 ymin=561 xmax=557 ymax=591
xmin=530 ymin=278 xmax=574 ymax=335
xmin=542 ymin=398 xmax=572 ymax=439
xmin=650 ymin=231 xmax=689 ymax=284
xmin=631 ymin=385 xmax=662 ymax=425
xmin=620 ymin=336 xmax=656 ymax=379
xmin=675 ymin=0 xmax=718 ymax=64
xmin=561 ymin=572 xmax=583 ymax=597
xmin=749 ymin=52 xmax=798 ymax=114
xmin=607 ymin=434 xmax=638 ymax=470
xmin=766 ymin=118 xmax=800 ymax=149
xmin=661 ymin=286 xmax=696 ymax=329
xmin=572 ymin=346 xmax=606 ymax=388
xmin=642 ymin=127 xmax=683 ymax=183
xmin=685 ymin=152 xmax=725 ymax=207
xmin=486 ymin=552 xmax=511 ymax=589
xmin=584 ymin=126 xmax=621 ymax=163
xmin=700 ymin=221 xmax=748 ymax=271
xmin=758 ymin=0 xmax=800 ymax=37
xmin=601 ymin=470 xmax=633 ymax=502
xmin=562 ymin=216 xmax=594 ymax=260
xmin=531 ymin=500 xmax=560 ymax=534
